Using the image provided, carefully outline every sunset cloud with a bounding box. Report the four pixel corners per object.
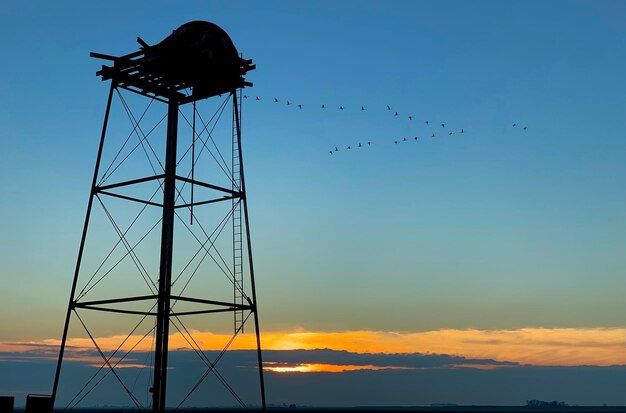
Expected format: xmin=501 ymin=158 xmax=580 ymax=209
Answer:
xmin=3 ymin=327 xmax=625 ymax=367
xmin=264 ymin=362 xmax=415 ymax=373
xmin=254 ymin=328 xmax=626 ymax=366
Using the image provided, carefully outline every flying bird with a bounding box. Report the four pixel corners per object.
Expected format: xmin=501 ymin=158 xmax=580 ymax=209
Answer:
xmin=335 ymin=147 xmax=339 ymax=152
xmin=394 ymin=140 xmax=398 ymax=144
xmin=523 ymin=126 xmax=527 ymax=131
xmin=460 ymin=129 xmax=464 ymax=134
xmin=449 ymin=132 xmax=453 ymax=136
xmin=255 ymin=96 xmax=260 ymax=101
xmin=287 ymin=100 xmax=291 ymax=105
xmin=408 ymin=116 xmax=413 ymax=121
xmin=394 ymin=112 xmax=399 ymax=116
xmin=358 ymin=143 xmax=363 ymax=148
xmin=432 ymin=133 xmax=436 ymax=138
xmin=243 ymin=95 xmax=249 ymax=99
xmin=403 ymin=137 xmax=407 ymax=142
xmin=425 ymin=120 xmax=430 ymax=125
xmin=367 ymin=141 xmax=372 ymax=146
xmin=387 ymin=105 xmax=391 ymax=110
xmin=339 ymin=106 xmax=344 ymax=110
xmin=347 ymin=146 xmax=352 ymax=150
xmin=321 ymin=104 xmax=326 ymax=109
xmin=414 ymin=136 xmax=419 ymax=141
xmin=298 ymin=104 xmax=303 ymax=109
xmin=329 ymin=151 xmax=333 ymax=155
xmin=441 ymin=123 xmax=446 ymax=128
xmin=274 ymin=98 xmax=279 ymax=103
xmin=513 ymin=123 xmax=517 ymax=127
xmin=361 ymin=106 xmax=366 ymax=111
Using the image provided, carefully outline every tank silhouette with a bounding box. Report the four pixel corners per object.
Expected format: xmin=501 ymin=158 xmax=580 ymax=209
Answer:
xmin=92 ymin=20 xmax=254 ymax=102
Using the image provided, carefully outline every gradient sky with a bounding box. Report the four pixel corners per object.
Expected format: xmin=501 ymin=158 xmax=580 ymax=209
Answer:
xmin=1 ymin=0 xmax=626 ymax=407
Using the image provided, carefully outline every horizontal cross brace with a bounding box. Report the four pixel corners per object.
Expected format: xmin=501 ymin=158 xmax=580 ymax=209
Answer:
xmin=96 ymin=175 xmax=240 ymax=198
xmin=175 ymin=176 xmax=241 ymax=196
xmin=172 ymin=307 xmax=252 ymax=316
xmin=74 ymin=295 xmax=157 ymax=307
xmin=96 ymin=175 xmax=165 ymax=192
xmin=175 ymin=195 xmax=238 ymax=209
xmin=74 ymin=294 xmax=249 ymax=311
xmin=170 ymin=295 xmax=250 ymax=309
xmin=98 ymin=190 xmax=163 ymax=207
xmin=77 ymin=305 xmax=252 ymax=317
xmin=77 ymin=305 xmax=157 ymax=317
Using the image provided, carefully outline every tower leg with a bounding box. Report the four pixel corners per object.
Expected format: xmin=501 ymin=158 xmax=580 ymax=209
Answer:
xmin=233 ymin=92 xmax=267 ymax=410
xmin=52 ymin=83 xmax=116 ymax=407
xmin=152 ymin=99 xmax=179 ymax=413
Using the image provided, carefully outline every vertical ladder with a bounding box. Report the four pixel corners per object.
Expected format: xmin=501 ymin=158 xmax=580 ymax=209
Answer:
xmin=232 ymin=91 xmax=244 ymax=333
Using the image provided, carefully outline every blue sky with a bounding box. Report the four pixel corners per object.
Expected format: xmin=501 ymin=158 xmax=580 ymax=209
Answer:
xmin=1 ymin=0 xmax=626 ymax=407
xmin=2 ymin=0 xmax=625 ymax=335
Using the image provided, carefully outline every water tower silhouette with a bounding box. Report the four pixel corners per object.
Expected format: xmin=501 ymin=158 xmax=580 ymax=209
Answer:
xmin=51 ymin=21 xmax=265 ymax=412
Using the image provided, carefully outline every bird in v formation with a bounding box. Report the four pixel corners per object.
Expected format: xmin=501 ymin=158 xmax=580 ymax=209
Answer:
xmin=327 ymin=125 xmax=467 ymax=154
xmin=240 ymin=94 xmax=526 ymax=156
xmin=250 ymin=95 xmax=456 ymax=132
xmin=326 ymin=121 xmax=528 ymax=154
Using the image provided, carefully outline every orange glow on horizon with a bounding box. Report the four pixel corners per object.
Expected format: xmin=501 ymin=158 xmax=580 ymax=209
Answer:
xmin=3 ymin=327 xmax=626 ymax=367
xmin=265 ymin=363 xmax=414 ymax=373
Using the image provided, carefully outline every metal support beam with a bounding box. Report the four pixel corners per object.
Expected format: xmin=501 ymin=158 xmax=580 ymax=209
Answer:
xmin=170 ymin=295 xmax=250 ymax=309
xmin=175 ymin=175 xmax=241 ymax=196
xmin=76 ymin=306 xmax=157 ymax=316
xmin=52 ymin=83 xmax=116 ymax=407
xmin=98 ymin=190 xmax=163 ymax=207
xmin=174 ymin=195 xmax=238 ymax=209
xmin=233 ymin=90 xmax=267 ymax=410
xmin=75 ymin=295 xmax=158 ymax=307
xmin=152 ymin=98 xmax=178 ymax=413
xmin=96 ymin=174 xmax=165 ymax=192
xmin=172 ymin=308 xmax=252 ymax=317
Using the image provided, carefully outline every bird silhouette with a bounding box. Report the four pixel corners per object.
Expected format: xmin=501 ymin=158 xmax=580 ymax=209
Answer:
xmin=523 ymin=126 xmax=527 ymax=131
xmin=513 ymin=123 xmax=517 ymax=127
xmin=239 ymin=95 xmax=478 ymax=156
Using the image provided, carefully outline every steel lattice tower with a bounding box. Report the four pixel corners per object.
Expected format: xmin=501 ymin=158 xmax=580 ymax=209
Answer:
xmin=51 ymin=21 xmax=265 ymax=412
